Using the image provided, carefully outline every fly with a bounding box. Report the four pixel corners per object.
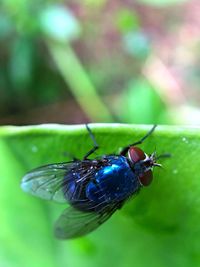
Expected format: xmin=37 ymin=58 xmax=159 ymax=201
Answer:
xmin=21 ymin=125 xmax=169 ymax=239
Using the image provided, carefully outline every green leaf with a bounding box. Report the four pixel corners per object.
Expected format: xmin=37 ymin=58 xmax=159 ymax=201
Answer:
xmin=0 ymin=123 xmax=199 ymax=267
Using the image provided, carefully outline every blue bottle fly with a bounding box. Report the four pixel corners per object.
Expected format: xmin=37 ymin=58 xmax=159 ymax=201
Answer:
xmin=21 ymin=125 xmax=168 ymax=239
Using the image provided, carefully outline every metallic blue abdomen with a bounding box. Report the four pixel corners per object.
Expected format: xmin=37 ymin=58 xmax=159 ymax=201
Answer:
xmin=65 ymin=156 xmax=141 ymax=212
xmin=86 ymin=156 xmax=140 ymax=204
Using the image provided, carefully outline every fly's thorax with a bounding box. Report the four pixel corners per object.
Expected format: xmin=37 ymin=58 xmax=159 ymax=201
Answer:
xmin=86 ymin=155 xmax=141 ymax=205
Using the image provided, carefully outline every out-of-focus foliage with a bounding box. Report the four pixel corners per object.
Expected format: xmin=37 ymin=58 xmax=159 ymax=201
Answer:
xmin=137 ymin=0 xmax=188 ymax=6
xmin=120 ymin=79 xmax=169 ymax=124
xmin=0 ymin=0 xmax=69 ymax=121
xmin=1 ymin=0 xmax=200 ymax=124
xmin=40 ymin=6 xmax=81 ymax=41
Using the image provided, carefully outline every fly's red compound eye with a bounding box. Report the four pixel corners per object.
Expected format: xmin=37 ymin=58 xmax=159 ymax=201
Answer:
xmin=128 ymin=147 xmax=146 ymax=163
xmin=139 ymin=170 xmax=153 ymax=186
xmin=128 ymin=147 xmax=153 ymax=186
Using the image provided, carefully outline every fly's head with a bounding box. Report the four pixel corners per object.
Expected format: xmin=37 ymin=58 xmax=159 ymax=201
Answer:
xmin=127 ymin=146 xmax=162 ymax=186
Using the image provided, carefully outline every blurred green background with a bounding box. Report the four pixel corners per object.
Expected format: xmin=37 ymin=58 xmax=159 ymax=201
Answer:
xmin=1 ymin=0 xmax=200 ymax=267
xmin=1 ymin=0 xmax=200 ymax=126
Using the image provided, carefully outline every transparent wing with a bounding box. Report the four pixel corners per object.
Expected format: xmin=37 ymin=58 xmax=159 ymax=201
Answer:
xmin=21 ymin=161 xmax=93 ymax=203
xmin=54 ymin=204 xmax=120 ymax=239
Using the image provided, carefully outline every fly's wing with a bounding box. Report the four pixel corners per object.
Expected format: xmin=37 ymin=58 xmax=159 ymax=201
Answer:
xmin=21 ymin=161 xmax=94 ymax=203
xmin=22 ymin=159 xmax=126 ymax=238
xmin=54 ymin=204 xmax=120 ymax=239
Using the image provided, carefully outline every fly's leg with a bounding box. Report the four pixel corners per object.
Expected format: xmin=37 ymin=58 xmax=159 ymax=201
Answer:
xmin=120 ymin=125 xmax=157 ymax=156
xmin=83 ymin=124 xmax=99 ymax=159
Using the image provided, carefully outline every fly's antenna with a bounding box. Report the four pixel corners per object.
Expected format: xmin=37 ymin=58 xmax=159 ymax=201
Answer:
xmin=155 ymin=153 xmax=171 ymax=160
